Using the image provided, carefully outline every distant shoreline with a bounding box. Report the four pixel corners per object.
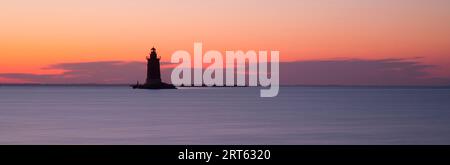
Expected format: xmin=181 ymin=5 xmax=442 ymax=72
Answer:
xmin=1 ymin=83 xmax=450 ymax=89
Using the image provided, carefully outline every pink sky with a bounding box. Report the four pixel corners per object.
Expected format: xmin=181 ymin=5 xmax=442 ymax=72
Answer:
xmin=1 ymin=0 xmax=449 ymax=84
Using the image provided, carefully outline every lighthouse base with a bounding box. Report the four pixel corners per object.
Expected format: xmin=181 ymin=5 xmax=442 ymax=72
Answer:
xmin=131 ymin=82 xmax=177 ymax=89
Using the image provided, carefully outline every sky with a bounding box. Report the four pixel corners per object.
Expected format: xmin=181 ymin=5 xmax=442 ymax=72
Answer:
xmin=1 ymin=0 xmax=450 ymax=85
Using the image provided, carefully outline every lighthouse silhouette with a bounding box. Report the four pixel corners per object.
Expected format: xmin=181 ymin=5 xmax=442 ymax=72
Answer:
xmin=132 ymin=47 xmax=176 ymax=89
xmin=146 ymin=47 xmax=162 ymax=84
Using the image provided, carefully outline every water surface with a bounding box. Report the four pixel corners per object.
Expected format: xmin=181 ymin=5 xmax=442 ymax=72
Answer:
xmin=1 ymin=86 xmax=449 ymax=144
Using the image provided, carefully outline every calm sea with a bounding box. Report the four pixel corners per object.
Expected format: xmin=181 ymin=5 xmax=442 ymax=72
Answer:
xmin=1 ymin=86 xmax=449 ymax=144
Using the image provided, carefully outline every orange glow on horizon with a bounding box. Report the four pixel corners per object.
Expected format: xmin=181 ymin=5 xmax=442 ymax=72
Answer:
xmin=1 ymin=0 xmax=450 ymax=83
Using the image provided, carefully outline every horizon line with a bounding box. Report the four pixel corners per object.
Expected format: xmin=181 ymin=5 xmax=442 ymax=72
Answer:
xmin=1 ymin=83 xmax=450 ymax=88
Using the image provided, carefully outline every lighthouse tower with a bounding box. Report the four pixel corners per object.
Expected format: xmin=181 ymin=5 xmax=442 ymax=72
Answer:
xmin=146 ymin=47 xmax=162 ymax=84
xmin=131 ymin=47 xmax=175 ymax=89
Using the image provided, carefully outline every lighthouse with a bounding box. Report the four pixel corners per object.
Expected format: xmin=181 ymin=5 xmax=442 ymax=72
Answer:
xmin=131 ymin=47 xmax=176 ymax=89
xmin=146 ymin=47 xmax=162 ymax=84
